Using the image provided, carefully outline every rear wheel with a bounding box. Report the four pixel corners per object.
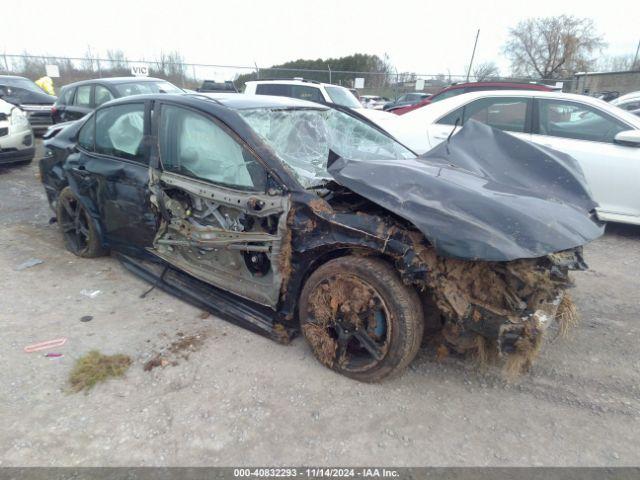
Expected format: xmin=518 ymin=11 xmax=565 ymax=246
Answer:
xmin=299 ymin=256 xmax=424 ymax=382
xmin=56 ymin=187 xmax=107 ymax=258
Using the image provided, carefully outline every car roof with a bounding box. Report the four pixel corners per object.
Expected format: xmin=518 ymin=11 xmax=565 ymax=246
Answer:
xmin=62 ymin=77 xmax=169 ymax=88
xmin=196 ymin=93 xmax=328 ymax=109
xmin=611 ymin=91 xmax=640 ymax=104
xmin=402 ymin=89 xmax=640 ymax=126
xmin=444 ymin=81 xmax=553 ymax=90
xmin=0 ymin=75 xmax=31 ymax=80
xmin=246 ymin=79 xmax=350 ymax=89
xmin=103 ymin=92 xmax=328 ymax=111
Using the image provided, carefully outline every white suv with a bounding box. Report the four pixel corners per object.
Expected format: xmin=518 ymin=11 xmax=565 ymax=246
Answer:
xmin=0 ymin=99 xmax=35 ymax=165
xmin=244 ymin=79 xmax=396 ymax=126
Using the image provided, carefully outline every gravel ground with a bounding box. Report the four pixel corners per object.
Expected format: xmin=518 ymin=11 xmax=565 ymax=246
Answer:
xmin=1 ymin=141 xmax=639 ymax=467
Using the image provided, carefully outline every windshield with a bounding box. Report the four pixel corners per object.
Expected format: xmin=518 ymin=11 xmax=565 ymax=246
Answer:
xmin=430 ymin=88 xmax=465 ymax=103
xmin=2 ymin=77 xmax=44 ymax=94
xmin=113 ymin=81 xmax=183 ymax=96
xmin=325 ymin=86 xmax=362 ymax=109
xmin=239 ymin=107 xmax=415 ymax=188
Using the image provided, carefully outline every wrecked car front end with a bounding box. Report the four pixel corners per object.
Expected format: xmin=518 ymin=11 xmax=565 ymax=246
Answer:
xmin=309 ymin=120 xmax=603 ymax=373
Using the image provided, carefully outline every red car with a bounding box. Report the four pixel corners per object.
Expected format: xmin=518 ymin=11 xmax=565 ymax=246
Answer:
xmin=389 ymin=81 xmax=557 ymax=115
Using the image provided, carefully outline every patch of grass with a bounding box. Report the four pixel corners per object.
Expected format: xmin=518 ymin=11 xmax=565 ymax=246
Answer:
xmin=69 ymin=350 xmax=132 ymax=393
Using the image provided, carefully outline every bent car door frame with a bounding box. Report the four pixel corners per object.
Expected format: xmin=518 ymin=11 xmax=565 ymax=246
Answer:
xmin=147 ymin=100 xmax=291 ymax=308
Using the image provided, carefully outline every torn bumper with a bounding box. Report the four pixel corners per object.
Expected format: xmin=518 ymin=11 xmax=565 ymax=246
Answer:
xmin=449 ymin=294 xmax=563 ymax=356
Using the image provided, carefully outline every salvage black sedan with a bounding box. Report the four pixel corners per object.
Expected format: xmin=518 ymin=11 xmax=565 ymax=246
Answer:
xmin=40 ymin=93 xmax=603 ymax=381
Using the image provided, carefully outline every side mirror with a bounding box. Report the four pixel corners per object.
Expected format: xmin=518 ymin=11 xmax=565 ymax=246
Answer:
xmin=614 ymin=130 xmax=640 ymax=147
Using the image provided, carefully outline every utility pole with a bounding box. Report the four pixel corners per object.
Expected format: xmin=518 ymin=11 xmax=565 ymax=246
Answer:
xmin=466 ymin=29 xmax=480 ymax=82
xmin=328 ymin=65 xmax=332 ymax=84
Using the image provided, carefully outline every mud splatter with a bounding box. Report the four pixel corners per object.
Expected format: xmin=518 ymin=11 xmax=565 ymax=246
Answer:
xmin=308 ymin=276 xmax=376 ymax=329
xmin=308 ymin=198 xmax=333 ymax=215
xmin=302 ymin=323 xmax=337 ymax=367
xmin=303 ymin=275 xmax=383 ymax=367
xmin=407 ymin=232 xmax=577 ymax=376
xmin=503 ymin=323 xmax=544 ymax=380
xmin=556 ymin=293 xmax=579 ymax=338
xmin=143 ymin=332 xmax=206 ymax=372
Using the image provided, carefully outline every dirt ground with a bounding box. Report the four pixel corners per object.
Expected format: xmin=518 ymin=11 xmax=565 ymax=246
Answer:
xmin=1 ymin=141 xmax=639 ymax=467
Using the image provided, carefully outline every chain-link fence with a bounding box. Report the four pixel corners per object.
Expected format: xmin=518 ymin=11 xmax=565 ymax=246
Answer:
xmin=0 ymin=53 xmax=575 ymax=98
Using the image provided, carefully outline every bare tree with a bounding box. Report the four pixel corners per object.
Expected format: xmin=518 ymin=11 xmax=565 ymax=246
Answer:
xmin=504 ymin=15 xmax=605 ymax=78
xmin=472 ymin=61 xmax=500 ymax=81
xmin=598 ymin=54 xmax=639 ymax=72
xmin=106 ymin=49 xmax=128 ymax=72
xmin=81 ymin=46 xmax=97 ymax=73
xmin=152 ymin=50 xmax=187 ymax=86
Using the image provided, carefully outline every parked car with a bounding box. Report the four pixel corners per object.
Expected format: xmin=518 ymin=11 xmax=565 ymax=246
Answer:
xmin=359 ymin=95 xmax=390 ymax=109
xmin=391 ymin=81 xmax=556 ymax=115
xmin=610 ymin=91 xmax=640 ymax=116
xmin=383 ymin=92 xmax=431 ymax=111
xmin=52 ymin=77 xmax=183 ymax=124
xmin=197 ymin=80 xmax=238 ymax=93
xmin=0 ymin=75 xmax=56 ymax=133
xmin=0 ymin=99 xmax=35 ymax=165
xmin=390 ymin=90 xmax=640 ymax=225
xmin=243 ymin=78 xmax=396 ymax=125
xmin=40 ymin=93 xmax=601 ymax=380
xmin=592 ymin=91 xmax=620 ymax=102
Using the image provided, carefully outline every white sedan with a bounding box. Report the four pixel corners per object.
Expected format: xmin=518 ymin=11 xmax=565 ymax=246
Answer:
xmin=387 ymin=90 xmax=640 ymax=226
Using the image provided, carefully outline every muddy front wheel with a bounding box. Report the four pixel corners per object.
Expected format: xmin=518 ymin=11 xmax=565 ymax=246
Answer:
xmin=299 ymin=256 xmax=424 ymax=382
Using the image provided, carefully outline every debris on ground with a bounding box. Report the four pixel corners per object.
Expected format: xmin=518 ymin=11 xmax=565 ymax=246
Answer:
xmin=44 ymin=353 xmax=63 ymax=358
xmin=24 ymin=337 xmax=67 ymax=353
xmin=80 ymin=289 xmax=102 ymax=299
xmin=69 ymin=350 xmax=132 ymax=393
xmin=80 ymin=315 xmax=93 ymax=322
xmin=143 ymin=332 xmax=206 ymax=372
xmin=15 ymin=258 xmax=44 ymax=271
xmin=199 ymin=311 xmax=210 ymax=319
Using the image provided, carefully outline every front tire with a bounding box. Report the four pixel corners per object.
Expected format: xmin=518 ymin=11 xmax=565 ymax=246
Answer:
xmin=56 ymin=187 xmax=107 ymax=258
xmin=299 ymin=256 xmax=424 ymax=382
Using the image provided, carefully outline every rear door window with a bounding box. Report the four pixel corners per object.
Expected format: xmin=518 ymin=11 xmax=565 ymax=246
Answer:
xmin=94 ymin=85 xmax=114 ymax=106
xmin=95 ymin=103 xmax=146 ymax=161
xmin=255 ymin=84 xmax=291 ymax=96
xmin=290 ymin=85 xmax=324 ymax=103
xmin=60 ymin=87 xmax=74 ymax=105
xmin=463 ymin=97 xmax=529 ymax=132
xmin=74 ymin=85 xmax=93 ymax=107
xmin=78 ymin=116 xmax=95 ymax=151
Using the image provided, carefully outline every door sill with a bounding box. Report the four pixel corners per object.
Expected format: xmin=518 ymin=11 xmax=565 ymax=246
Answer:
xmin=116 ymin=253 xmax=295 ymax=344
xmin=596 ymin=210 xmax=640 ymax=226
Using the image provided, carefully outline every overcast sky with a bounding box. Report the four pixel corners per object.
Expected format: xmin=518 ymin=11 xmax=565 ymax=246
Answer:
xmin=3 ymin=0 xmax=639 ymax=76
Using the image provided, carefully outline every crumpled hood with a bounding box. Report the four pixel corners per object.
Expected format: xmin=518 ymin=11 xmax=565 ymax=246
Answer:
xmin=327 ymin=120 xmax=604 ymax=261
